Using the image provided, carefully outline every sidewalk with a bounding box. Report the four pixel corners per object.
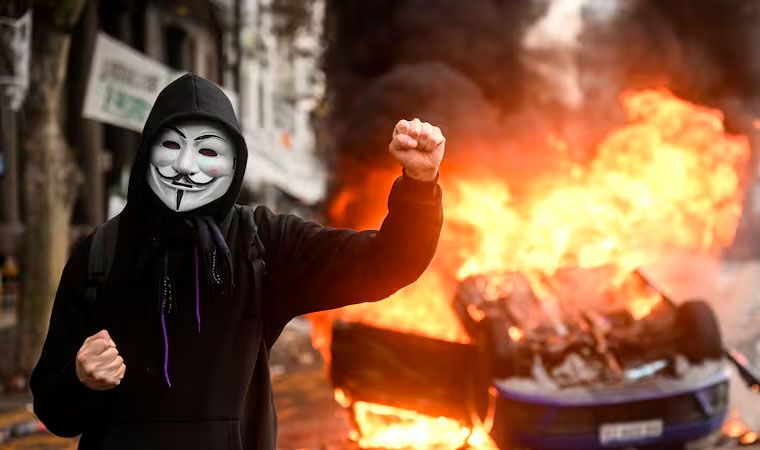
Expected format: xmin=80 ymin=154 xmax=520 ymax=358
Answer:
xmin=0 ymin=393 xmax=76 ymax=450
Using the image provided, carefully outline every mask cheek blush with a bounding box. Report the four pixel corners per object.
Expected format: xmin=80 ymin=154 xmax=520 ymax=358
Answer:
xmin=199 ymin=158 xmax=234 ymax=178
xmin=152 ymin=147 xmax=177 ymax=167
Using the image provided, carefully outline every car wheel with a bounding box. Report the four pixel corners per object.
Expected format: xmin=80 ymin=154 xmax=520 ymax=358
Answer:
xmin=675 ymin=300 xmax=723 ymax=363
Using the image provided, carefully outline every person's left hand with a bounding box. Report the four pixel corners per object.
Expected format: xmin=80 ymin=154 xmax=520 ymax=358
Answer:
xmin=388 ymin=118 xmax=445 ymax=182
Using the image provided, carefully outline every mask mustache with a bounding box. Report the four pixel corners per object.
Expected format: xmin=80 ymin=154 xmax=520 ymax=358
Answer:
xmin=156 ymin=166 xmax=215 ymax=187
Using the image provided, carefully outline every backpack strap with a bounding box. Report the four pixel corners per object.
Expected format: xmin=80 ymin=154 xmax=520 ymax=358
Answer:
xmin=239 ymin=206 xmax=270 ymax=450
xmin=85 ymin=216 xmax=120 ymax=309
xmin=240 ymin=206 xmax=266 ymax=317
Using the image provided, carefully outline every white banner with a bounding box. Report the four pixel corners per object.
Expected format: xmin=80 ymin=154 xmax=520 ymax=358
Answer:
xmin=83 ymin=33 xmax=237 ymax=132
xmin=83 ymin=33 xmax=178 ymax=131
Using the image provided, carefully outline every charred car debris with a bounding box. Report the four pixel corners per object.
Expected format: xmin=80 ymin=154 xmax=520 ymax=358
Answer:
xmin=330 ymin=268 xmax=760 ymax=450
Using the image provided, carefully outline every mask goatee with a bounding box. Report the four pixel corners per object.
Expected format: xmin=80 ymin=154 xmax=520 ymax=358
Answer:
xmin=176 ymin=190 xmax=184 ymax=211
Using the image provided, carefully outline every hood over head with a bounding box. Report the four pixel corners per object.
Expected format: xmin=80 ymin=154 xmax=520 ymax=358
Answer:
xmin=126 ymin=73 xmax=248 ymax=220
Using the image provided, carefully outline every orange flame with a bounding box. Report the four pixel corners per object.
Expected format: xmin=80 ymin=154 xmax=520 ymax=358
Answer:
xmin=313 ymin=89 xmax=751 ymax=449
xmin=349 ymin=401 xmax=497 ymax=450
xmin=724 ymin=414 xmax=749 ymax=438
xmin=742 ymin=431 xmax=759 ymax=446
xmin=314 ymin=89 xmax=749 ymax=343
xmin=508 ymin=326 xmax=524 ymax=342
xmin=723 ymin=410 xmax=757 ymax=444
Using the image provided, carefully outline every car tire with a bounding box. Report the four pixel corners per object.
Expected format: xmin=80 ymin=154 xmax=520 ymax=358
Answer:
xmin=675 ymin=300 xmax=723 ymax=363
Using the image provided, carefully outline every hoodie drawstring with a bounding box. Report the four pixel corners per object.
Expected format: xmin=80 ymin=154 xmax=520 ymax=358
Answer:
xmin=160 ymin=252 xmax=173 ymax=387
xmin=194 ymin=245 xmax=201 ymax=333
xmin=160 ymin=307 xmax=172 ymax=387
xmin=158 ymin=220 xmax=231 ymax=388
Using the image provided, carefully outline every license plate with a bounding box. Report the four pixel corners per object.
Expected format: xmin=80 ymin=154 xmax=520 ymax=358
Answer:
xmin=599 ymin=419 xmax=664 ymax=445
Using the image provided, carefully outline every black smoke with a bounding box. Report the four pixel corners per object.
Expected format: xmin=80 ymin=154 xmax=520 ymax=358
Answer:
xmin=630 ymin=0 xmax=760 ymax=106
xmin=322 ymin=0 xmax=544 ymax=180
xmin=322 ymin=0 xmax=760 ymax=186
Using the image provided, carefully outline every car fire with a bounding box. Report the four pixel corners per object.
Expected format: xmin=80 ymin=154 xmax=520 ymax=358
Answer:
xmin=310 ymin=89 xmax=758 ymax=449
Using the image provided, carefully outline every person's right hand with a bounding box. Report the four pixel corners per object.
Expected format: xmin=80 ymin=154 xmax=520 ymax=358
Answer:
xmin=75 ymin=329 xmax=126 ymax=391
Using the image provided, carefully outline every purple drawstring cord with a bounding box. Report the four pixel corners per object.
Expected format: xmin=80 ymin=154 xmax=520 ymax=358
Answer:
xmin=194 ymin=246 xmax=201 ymax=333
xmin=160 ymin=252 xmax=172 ymax=388
xmin=160 ymin=309 xmax=172 ymax=387
xmin=159 ymin=242 xmax=204 ymax=388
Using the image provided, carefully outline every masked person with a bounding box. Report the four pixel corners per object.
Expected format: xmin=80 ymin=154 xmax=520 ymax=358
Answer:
xmin=29 ymin=73 xmax=444 ymax=450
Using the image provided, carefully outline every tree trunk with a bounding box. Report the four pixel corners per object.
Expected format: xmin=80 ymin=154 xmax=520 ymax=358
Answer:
xmin=17 ymin=0 xmax=86 ymax=372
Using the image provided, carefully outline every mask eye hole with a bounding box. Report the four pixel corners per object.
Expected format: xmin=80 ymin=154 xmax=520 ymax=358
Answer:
xmin=199 ymin=148 xmax=218 ymax=157
xmin=162 ymin=140 xmax=180 ymax=150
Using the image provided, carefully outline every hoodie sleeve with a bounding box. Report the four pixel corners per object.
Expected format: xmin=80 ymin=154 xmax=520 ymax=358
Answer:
xmin=255 ymin=173 xmax=443 ymax=328
xmin=30 ymin=236 xmax=109 ymax=437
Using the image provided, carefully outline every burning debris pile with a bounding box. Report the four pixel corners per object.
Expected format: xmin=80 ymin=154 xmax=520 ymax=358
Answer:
xmin=453 ymin=270 xmax=691 ymax=389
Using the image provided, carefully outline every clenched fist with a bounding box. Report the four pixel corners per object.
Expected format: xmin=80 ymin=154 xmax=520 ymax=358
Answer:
xmin=75 ymin=329 xmax=126 ymax=391
xmin=389 ymin=118 xmax=445 ymax=182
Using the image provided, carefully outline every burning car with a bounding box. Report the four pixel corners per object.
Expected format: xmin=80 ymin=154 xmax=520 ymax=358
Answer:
xmin=329 ymin=268 xmax=730 ymax=450
xmin=455 ymin=269 xmax=729 ymax=450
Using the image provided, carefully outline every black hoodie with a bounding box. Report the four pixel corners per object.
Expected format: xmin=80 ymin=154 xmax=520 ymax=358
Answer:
xmin=30 ymin=73 xmax=443 ymax=450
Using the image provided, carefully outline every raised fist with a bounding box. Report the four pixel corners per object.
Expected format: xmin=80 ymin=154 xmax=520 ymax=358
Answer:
xmin=75 ymin=329 xmax=126 ymax=391
xmin=388 ymin=118 xmax=445 ymax=182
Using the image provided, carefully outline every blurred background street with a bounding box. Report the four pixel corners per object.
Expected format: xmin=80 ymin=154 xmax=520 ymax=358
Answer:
xmin=0 ymin=0 xmax=760 ymax=449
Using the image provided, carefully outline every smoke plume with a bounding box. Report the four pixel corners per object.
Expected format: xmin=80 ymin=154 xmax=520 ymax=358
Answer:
xmin=323 ymin=0 xmax=760 ymax=178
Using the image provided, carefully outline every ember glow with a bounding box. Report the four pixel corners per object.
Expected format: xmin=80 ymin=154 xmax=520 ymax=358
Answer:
xmin=507 ymin=326 xmax=524 ymax=342
xmin=724 ymin=411 xmax=759 ymax=445
xmin=313 ymin=90 xmax=751 ymax=448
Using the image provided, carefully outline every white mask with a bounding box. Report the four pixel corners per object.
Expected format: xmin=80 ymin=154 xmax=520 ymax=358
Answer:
xmin=146 ymin=120 xmax=236 ymax=212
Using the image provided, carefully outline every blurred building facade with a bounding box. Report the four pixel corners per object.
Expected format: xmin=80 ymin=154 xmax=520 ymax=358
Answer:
xmin=239 ymin=0 xmax=326 ymax=212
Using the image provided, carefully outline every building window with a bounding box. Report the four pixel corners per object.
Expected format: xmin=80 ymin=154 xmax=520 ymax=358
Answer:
xmin=164 ymin=24 xmax=193 ymax=72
